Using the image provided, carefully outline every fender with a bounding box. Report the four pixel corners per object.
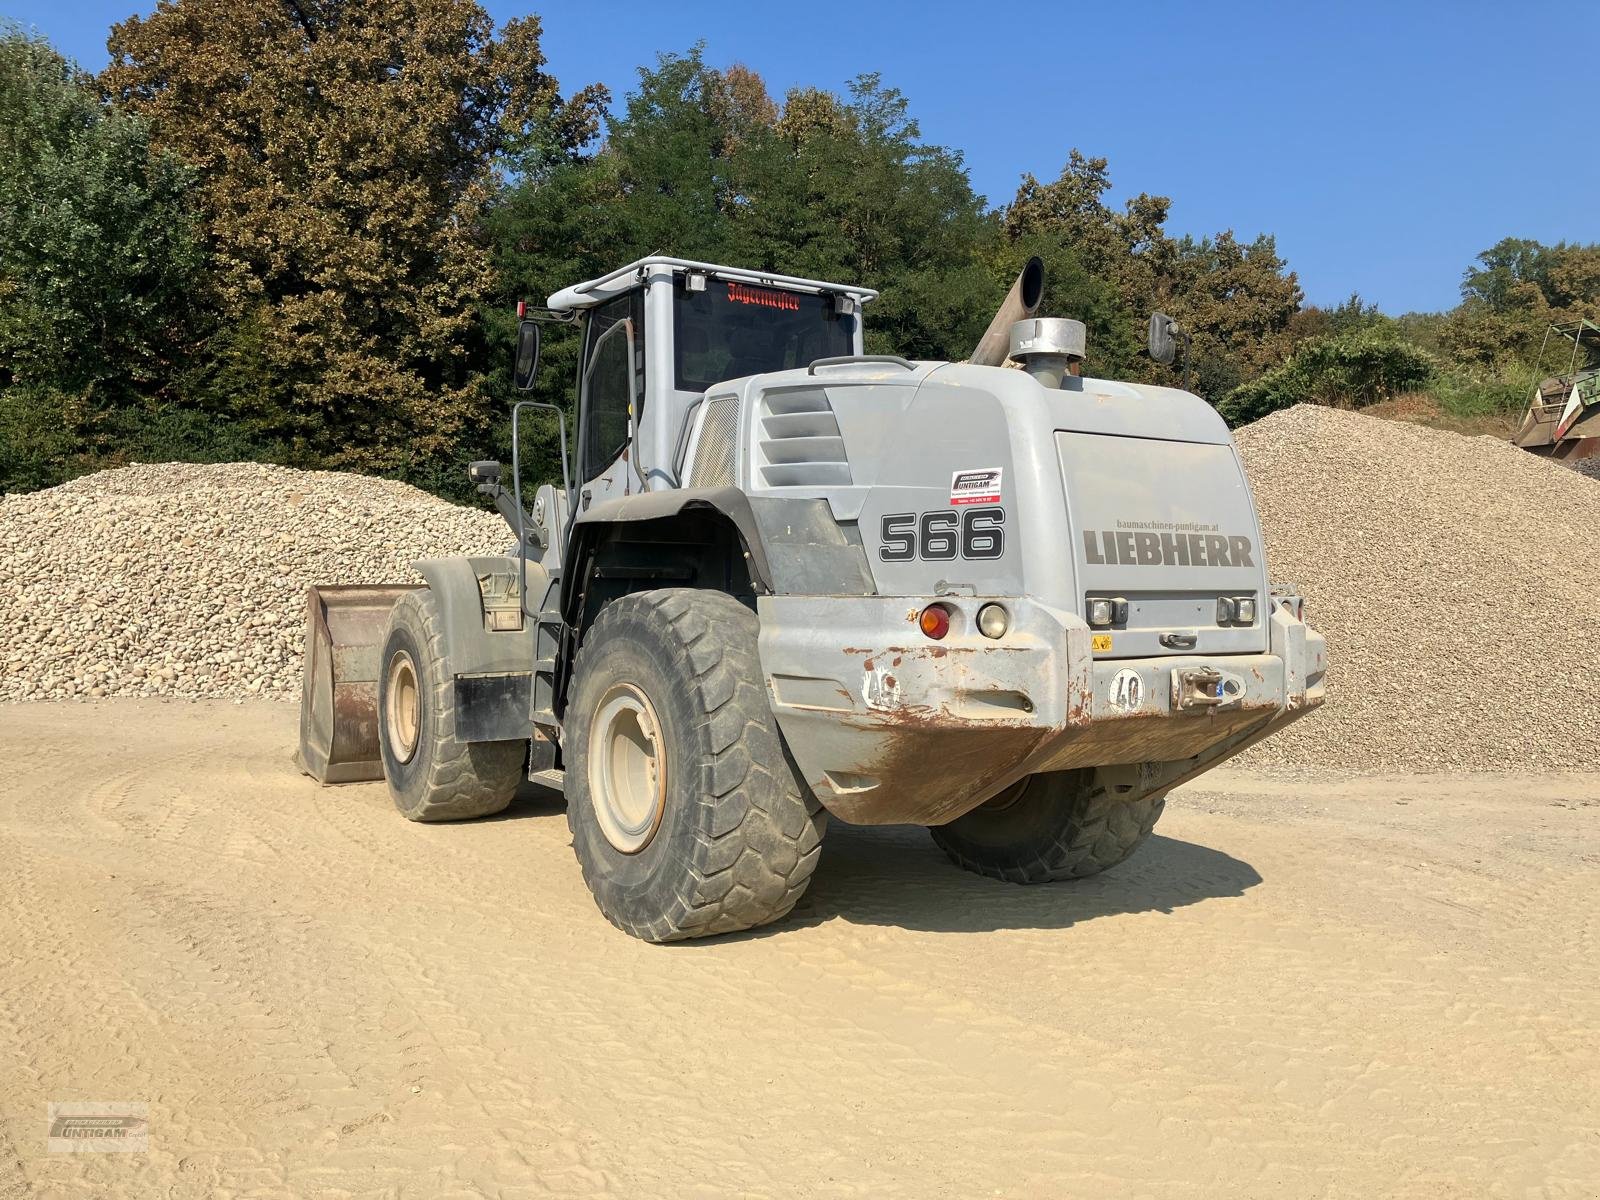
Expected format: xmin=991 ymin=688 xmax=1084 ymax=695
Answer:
xmin=559 ymin=488 xmax=876 ymax=625
xmin=414 ymin=556 xmax=543 ymax=743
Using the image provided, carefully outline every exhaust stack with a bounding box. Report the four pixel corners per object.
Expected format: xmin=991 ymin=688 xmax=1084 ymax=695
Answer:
xmin=1009 ymin=317 xmax=1087 ymax=388
xmin=969 ymin=257 xmax=1045 ymax=366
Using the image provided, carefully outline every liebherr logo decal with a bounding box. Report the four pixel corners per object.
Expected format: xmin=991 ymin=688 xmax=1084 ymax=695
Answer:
xmin=1084 ymin=529 xmax=1255 ymax=568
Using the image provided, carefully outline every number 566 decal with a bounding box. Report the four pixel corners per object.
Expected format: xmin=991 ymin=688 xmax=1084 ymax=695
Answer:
xmin=879 ymin=506 xmax=1005 ymax=561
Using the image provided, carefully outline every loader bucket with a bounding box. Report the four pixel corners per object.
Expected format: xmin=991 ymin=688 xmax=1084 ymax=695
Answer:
xmin=297 ymin=584 xmax=420 ymax=785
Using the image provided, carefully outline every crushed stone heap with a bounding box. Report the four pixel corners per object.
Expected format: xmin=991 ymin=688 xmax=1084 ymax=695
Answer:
xmin=5 ymin=418 xmax=1598 ymax=774
xmin=1235 ymin=405 xmax=1600 ymax=771
xmin=1 ymin=462 xmax=508 ymax=702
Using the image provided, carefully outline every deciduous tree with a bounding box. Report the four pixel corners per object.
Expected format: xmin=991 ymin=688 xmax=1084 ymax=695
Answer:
xmin=0 ymin=27 xmax=203 ymax=491
xmin=102 ymin=0 xmax=603 ymax=479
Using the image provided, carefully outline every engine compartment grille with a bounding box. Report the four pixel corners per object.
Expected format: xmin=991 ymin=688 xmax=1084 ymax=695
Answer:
xmin=688 ymin=397 xmax=740 ymax=488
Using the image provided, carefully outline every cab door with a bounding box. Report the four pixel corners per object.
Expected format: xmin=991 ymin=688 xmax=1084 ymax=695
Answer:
xmin=576 ymin=291 xmax=646 ymax=508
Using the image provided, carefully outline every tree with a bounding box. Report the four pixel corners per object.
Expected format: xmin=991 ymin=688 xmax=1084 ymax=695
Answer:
xmin=998 ymin=152 xmax=1301 ymax=394
xmin=484 ymin=52 xmax=1005 ymax=488
xmin=1216 ymin=330 xmax=1434 ymax=426
xmin=1288 ymin=292 xmax=1387 ymax=343
xmin=1443 ymin=237 xmax=1600 ymax=371
xmin=101 ymin=0 xmax=603 ymax=482
xmin=0 ymin=26 xmax=203 ymax=492
xmin=1157 ymin=232 xmax=1302 ymax=399
xmin=1003 ymin=149 xmax=1173 ymax=311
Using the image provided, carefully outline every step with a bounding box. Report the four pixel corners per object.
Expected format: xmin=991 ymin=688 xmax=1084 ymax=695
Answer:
xmin=528 ymin=768 xmax=565 ymax=794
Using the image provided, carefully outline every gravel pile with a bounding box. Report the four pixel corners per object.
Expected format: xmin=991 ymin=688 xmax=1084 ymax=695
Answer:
xmin=1235 ymin=405 xmax=1600 ymax=771
xmin=6 ymin=418 xmax=1598 ymax=773
xmin=1 ymin=463 xmax=508 ymax=701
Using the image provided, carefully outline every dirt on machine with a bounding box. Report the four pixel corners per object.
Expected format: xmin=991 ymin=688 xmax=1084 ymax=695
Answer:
xmin=297 ymin=255 xmax=1327 ymax=941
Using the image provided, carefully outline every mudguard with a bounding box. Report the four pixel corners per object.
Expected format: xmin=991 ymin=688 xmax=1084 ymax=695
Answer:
xmin=413 ymin=557 xmax=544 ymax=744
xmin=560 ymin=488 xmax=875 ymax=625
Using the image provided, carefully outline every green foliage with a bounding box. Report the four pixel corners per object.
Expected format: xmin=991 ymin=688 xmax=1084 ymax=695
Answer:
xmin=1217 ymin=332 xmax=1435 ymax=426
xmin=13 ymin=17 xmax=1592 ymax=499
xmin=1441 ymin=238 xmax=1600 ymax=371
xmin=484 ymin=49 xmax=1004 ymax=488
xmin=1430 ymin=366 xmax=1529 ymax=419
xmin=102 ymin=0 xmax=603 ymax=481
xmin=1289 ymin=292 xmax=1388 ymax=343
xmin=0 ymin=26 xmax=205 ymax=492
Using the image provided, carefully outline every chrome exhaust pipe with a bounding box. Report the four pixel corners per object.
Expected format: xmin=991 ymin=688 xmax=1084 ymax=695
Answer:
xmin=968 ymin=256 xmax=1044 ymax=366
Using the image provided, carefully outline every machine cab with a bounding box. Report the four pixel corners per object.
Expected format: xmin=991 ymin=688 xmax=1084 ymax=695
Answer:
xmin=543 ymin=258 xmax=877 ymax=502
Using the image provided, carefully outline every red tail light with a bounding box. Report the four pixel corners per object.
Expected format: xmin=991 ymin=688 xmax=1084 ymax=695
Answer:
xmin=919 ymin=604 xmax=951 ymax=640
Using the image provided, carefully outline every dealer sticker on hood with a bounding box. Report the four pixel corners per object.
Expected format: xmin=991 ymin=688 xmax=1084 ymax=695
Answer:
xmin=951 ymin=468 xmax=1002 ymax=506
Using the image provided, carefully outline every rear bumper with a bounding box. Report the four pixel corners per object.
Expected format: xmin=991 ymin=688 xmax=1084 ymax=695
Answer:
xmin=757 ymin=595 xmax=1325 ymax=825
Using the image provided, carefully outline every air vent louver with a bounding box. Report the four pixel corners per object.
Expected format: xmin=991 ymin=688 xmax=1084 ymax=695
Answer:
xmin=758 ymin=389 xmax=851 ymax=487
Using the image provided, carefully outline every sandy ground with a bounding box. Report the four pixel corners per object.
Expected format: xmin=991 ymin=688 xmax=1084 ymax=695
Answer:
xmin=1 ymin=701 xmax=1597 ymax=1199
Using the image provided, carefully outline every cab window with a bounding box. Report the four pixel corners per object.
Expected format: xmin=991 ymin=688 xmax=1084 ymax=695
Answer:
xmin=580 ymin=291 xmax=644 ymax=480
xmin=674 ymin=279 xmax=853 ymax=391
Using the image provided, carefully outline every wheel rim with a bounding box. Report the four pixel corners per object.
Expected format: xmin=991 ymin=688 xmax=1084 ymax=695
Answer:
xmin=588 ymin=682 xmax=667 ymax=855
xmin=384 ymin=649 xmax=421 ymax=765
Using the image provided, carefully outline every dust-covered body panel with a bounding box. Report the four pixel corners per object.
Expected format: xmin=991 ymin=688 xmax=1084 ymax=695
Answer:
xmin=675 ymin=358 xmax=1326 ymax=824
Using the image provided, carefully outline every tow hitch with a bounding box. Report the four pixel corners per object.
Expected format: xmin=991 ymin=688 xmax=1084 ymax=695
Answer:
xmin=1171 ymin=666 xmax=1246 ymax=711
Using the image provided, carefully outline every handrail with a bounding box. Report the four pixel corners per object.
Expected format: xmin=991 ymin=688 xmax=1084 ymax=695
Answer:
xmin=511 ymin=400 xmax=571 ymax=618
xmin=807 ymin=354 xmax=917 ymax=375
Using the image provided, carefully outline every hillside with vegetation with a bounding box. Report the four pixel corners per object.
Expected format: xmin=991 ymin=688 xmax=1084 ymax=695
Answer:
xmin=2 ymin=4 xmax=1596 ymax=498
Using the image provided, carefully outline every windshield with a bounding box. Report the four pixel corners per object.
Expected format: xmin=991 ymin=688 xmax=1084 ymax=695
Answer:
xmin=674 ymin=278 xmax=855 ymax=391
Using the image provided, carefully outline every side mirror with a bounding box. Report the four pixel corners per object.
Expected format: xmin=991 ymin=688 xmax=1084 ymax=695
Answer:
xmin=513 ymin=319 xmax=541 ymax=390
xmin=1147 ymin=312 xmax=1179 ymax=366
xmin=467 ymin=459 xmax=501 ymax=486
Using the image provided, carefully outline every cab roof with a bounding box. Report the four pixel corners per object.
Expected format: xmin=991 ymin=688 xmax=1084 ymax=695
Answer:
xmin=546 ymin=256 xmax=880 ymax=312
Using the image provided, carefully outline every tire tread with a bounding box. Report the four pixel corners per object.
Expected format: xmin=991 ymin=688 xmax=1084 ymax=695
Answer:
xmin=385 ymin=589 xmax=524 ymax=822
xmin=932 ymin=775 xmax=1165 ymax=884
xmin=567 ymin=589 xmax=825 ymax=941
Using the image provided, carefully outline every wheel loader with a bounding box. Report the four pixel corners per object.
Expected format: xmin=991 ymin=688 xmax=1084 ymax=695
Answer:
xmin=299 ymin=255 xmax=1327 ymax=941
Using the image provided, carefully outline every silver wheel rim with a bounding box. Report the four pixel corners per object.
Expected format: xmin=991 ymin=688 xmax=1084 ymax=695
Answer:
xmin=588 ymin=682 xmax=667 ymax=855
xmin=384 ymin=650 xmax=420 ymax=765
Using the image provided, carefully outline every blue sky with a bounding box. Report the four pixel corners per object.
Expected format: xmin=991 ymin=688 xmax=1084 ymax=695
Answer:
xmin=7 ymin=0 xmax=1595 ymax=314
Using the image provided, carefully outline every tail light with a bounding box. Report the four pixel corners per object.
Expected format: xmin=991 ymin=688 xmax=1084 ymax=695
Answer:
xmin=919 ymin=604 xmax=951 ymax=640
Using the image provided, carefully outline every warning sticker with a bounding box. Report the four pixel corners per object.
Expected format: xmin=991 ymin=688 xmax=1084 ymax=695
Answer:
xmin=1091 ymin=634 xmax=1113 ymax=652
xmin=950 ymin=468 xmax=1002 ymax=506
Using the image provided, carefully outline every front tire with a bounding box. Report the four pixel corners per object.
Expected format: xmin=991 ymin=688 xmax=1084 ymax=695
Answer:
xmin=930 ymin=770 xmax=1164 ymax=883
xmin=566 ymin=589 xmax=825 ymax=942
xmin=376 ymin=589 xmax=525 ymax=821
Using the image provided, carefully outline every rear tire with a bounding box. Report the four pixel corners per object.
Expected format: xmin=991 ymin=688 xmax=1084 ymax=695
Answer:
xmin=930 ymin=770 xmax=1164 ymax=883
xmin=377 ymin=590 xmax=525 ymax=822
xmin=566 ymin=589 xmax=825 ymax=942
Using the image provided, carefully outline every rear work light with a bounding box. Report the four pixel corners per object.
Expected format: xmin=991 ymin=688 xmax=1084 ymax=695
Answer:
xmin=1216 ymin=596 xmax=1258 ymax=626
xmin=1086 ymin=597 xmax=1128 ymax=628
xmin=919 ymin=604 xmax=951 ymax=640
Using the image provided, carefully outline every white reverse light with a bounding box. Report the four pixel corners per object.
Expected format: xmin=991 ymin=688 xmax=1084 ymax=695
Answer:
xmin=977 ymin=604 xmax=1009 ymax=639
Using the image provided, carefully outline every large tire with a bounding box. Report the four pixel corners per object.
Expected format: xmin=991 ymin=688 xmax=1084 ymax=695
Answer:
xmin=565 ymin=589 xmax=825 ymax=942
xmin=930 ymin=770 xmax=1164 ymax=883
xmin=376 ymin=589 xmax=525 ymax=822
